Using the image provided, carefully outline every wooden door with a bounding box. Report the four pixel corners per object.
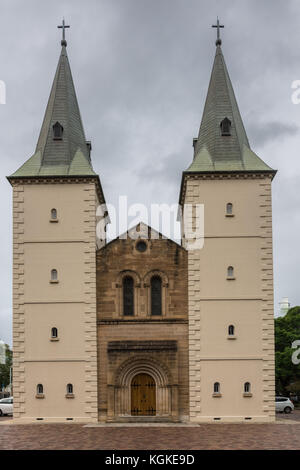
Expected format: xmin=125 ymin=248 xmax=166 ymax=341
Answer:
xmin=131 ymin=373 xmax=156 ymax=416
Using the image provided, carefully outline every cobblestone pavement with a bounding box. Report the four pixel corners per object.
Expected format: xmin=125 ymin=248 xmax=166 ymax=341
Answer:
xmin=277 ymin=409 xmax=300 ymax=422
xmin=0 ymin=418 xmax=300 ymax=450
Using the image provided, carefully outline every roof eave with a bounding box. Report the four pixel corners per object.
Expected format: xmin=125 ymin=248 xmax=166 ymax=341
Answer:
xmin=7 ymin=173 xmax=107 ymax=206
xmin=178 ymin=168 xmax=277 ymax=206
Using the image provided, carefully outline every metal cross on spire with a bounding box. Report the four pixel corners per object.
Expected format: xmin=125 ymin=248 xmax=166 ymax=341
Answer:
xmin=212 ymin=17 xmax=224 ymax=46
xmin=58 ymin=18 xmax=70 ymax=47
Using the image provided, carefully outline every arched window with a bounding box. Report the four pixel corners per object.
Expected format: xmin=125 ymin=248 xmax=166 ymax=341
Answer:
xmin=227 ymin=266 xmax=234 ymax=278
xmin=228 ymin=325 xmax=235 ymax=336
xmin=51 ymin=269 xmax=58 ymax=281
xmin=214 ymin=382 xmax=220 ymax=394
xmin=244 ymin=382 xmax=251 ymax=393
xmin=226 ymin=203 xmax=233 ymax=215
xmin=123 ymin=276 xmax=134 ymax=316
xmin=66 ymin=383 xmax=73 ymax=394
xmin=51 ymin=327 xmax=58 ymax=338
xmin=51 ymin=208 xmax=57 ymax=220
xmin=151 ymin=276 xmax=162 ymax=316
xmin=53 ymin=121 xmax=63 ymax=140
xmin=220 ymin=117 xmax=231 ymax=136
xmin=37 ymin=384 xmax=43 ymax=395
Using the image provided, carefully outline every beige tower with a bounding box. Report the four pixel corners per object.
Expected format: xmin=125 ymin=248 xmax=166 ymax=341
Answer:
xmin=8 ymin=38 xmax=106 ymax=422
xmin=180 ymin=39 xmax=276 ymax=422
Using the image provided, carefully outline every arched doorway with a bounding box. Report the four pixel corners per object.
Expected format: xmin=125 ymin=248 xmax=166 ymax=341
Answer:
xmin=131 ymin=373 xmax=156 ymax=416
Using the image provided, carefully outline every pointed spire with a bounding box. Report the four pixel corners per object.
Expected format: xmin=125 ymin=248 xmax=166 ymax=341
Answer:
xmin=10 ymin=37 xmax=96 ymax=178
xmin=187 ymin=42 xmax=275 ymax=174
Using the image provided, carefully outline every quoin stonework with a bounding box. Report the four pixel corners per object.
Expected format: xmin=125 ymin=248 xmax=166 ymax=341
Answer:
xmin=8 ymin=24 xmax=276 ymax=423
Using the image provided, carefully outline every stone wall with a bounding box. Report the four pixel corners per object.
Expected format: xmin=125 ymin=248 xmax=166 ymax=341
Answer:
xmin=96 ymin=230 xmax=189 ymax=421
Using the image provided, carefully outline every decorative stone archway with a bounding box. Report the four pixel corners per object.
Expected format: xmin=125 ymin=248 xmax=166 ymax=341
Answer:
xmin=108 ymin=354 xmax=178 ymax=422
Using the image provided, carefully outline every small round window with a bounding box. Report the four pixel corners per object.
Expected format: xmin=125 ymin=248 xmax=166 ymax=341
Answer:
xmin=136 ymin=240 xmax=147 ymax=252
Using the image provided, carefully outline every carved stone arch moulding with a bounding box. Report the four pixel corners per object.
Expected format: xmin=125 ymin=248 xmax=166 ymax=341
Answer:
xmin=143 ymin=270 xmax=169 ymax=316
xmin=116 ymin=270 xmax=141 ymax=316
xmin=115 ymin=355 xmax=173 ymax=387
xmin=112 ymin=356 xmax=176 ymax=420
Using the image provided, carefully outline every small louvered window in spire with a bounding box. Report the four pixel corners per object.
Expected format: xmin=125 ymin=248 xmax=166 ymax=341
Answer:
xmin=220 ymin=117 xmax=231 ymax=136
xmin=53 ymin=121 xmax=64 ymax=140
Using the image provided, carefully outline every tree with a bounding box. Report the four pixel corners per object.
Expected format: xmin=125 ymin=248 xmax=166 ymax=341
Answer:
xmin=0 ymin=344 xmax=12 ymax=390
xmin=275 ymin=306 xmax=300 ymax=394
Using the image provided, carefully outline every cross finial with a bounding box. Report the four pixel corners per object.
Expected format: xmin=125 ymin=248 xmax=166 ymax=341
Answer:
xmin=57 ymin=18 xmax=70 ymax=47
xmin=212 ymin=17 xmax=224 ymax=46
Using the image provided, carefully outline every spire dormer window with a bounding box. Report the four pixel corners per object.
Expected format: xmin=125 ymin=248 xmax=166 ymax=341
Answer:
xmin=53 ymin=121 xmax=64 ymax=140
xmin=220 ymin=117 xmax=231 ymax=136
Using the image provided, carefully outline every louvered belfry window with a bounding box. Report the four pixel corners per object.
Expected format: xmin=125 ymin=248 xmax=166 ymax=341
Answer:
xmin=151 ymin=276 xmax=162 ymax=316
xmin=220 ymin=117 xmax=231 ymax=136
xmin=53 ymin=121 xmax=64 ymax=140
xmin=123 ymin=276 xmax=134 ymax=316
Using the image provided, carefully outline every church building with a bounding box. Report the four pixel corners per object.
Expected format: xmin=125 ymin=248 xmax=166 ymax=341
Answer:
xmin=8 ymin=22 xmax=276 ymax=423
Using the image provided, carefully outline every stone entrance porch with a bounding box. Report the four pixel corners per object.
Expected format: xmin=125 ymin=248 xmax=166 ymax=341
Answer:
xmin=106 ymin=341 xmax=179 ymax=422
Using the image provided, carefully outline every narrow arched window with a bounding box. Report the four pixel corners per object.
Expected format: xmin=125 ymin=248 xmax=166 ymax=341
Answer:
xmin=123 ymin=276 xmax=134 ymax=316
xmin=51 ymin=269 xmax=58 ymax=281
xmin=37 ymin=384 xmax=43 ymax=395
xmin=226 ymin=203 xmax=233 ymax=215
xmin=51 ymin=327 xmax=58 ymax=338
xmin=53 ymin=121 xmax=63 ymax=140
xmin=227 ymin=266 xmax=234 ymax=278
xmin=228 ymin=325 xmax=235 ymax=336
xmin=51 ymin=208 xmax=57 ymax=220
xmin=214 ymin=382 xmax=220 ymax=394
xmin=67 ymin=383 xmax=73 ymax=394
xmin=244 ymin=382 xmax=251 ymax=393
xmin=151 ymin=276 xmax=162 ymax=316
xmin=220 ymin=117 xmax=231 ymax=136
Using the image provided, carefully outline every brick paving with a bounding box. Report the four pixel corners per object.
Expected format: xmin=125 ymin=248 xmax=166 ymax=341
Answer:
xmin=0 ymin=416 xmax=300 ymax=450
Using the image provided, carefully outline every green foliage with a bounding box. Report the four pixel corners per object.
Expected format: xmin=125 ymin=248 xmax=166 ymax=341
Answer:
xmin=275 ymin=306 xmax=300 ymax=394
xmin=0 ymin=344 xmax=12 ymax=390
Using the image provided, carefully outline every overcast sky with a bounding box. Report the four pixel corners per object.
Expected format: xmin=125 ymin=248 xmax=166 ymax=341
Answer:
xmin=1 ymin=0 xmax=300 ymax=346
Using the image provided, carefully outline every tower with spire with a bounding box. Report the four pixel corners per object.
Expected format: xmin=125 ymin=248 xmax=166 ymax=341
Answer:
xmin=8 ymin=20 xmax=276 ymax=424
xmin=180 ymin=21 xmax=276 ymax=422
xmin=8 ymin=21 xmax=106 ymax=422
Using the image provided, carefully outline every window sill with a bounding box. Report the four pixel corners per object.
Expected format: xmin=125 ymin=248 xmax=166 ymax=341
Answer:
xmin=50 ymin=280 xmax=59 ymax=284
xmin=225 ymin=214 xmax=234 ymax=217
xmin=226 ymin=277 xmax=236 ymax=281
xmin=50 ymin=338 xmax=59 ymax=342
xmin=49 ymin=219 xmax=59 ymax=223
xmin=227 ymin=335 xmax=237 ymax=340
xmin=212 ymin=393 xmax=222 ymax=398
xmin=36 ymin=394 xmax=45 ymax=399
xmin=243 ymin=393 xmax=253 ymax=398
xmin=65 ymin=394 xmax=75 ymax=399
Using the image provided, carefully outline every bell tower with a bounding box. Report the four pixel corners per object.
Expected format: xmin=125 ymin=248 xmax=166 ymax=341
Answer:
xmin=8 ymin=22 xmax=106 ymax=422
xmin=180 ymin=22 xmax=276 ymax=422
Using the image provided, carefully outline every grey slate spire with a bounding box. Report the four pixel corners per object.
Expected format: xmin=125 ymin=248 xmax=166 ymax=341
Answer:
xmin=10 ymin=43 xmax=96 ymax=178
xmin=186 ymin=44 xmax=275 ymax=173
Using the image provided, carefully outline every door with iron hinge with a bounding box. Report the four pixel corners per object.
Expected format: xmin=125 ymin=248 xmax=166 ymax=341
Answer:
xmin=131 ymin=373 xmax=156 ymax=416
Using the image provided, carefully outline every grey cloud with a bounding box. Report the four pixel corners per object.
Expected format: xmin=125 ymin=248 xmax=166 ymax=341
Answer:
xmin=247 ymin=121 xmax=299 ymax=148
xmin=1 ymin=0 xmax=300 ymax=345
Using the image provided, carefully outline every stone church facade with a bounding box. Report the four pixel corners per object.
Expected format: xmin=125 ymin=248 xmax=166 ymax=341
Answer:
xmin=8 ymin=31 xmax=276 ymax=423
xmin=97 ymin=227 xmax=188 ymax=422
